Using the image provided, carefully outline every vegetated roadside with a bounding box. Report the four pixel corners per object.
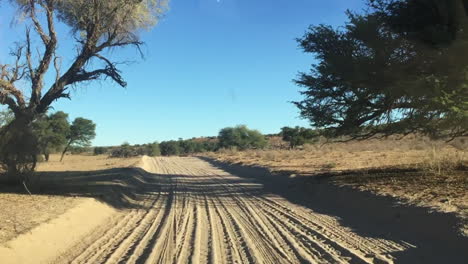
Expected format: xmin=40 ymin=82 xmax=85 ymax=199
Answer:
xmin=0 ymin=154 xmax=139 ymax=244
xmin=203 ymin=135 xmax=468 ymax=236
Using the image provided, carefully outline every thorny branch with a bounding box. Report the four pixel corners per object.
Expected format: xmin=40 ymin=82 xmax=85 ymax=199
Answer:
xmin=1 ymin=0 xmax=148 ymax=117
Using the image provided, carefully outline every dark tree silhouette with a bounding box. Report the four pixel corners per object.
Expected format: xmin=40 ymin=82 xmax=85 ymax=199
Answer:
xmin=294 ymin=1 xmax=467 ymax=140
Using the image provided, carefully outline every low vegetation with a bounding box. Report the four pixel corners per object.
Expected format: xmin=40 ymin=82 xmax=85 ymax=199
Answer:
xmin=280 ymin=126 xmax=319 ymax=149
xmin=219 ymin=125 xmax=267 ymax=150
xmin=108 ymin=142 xmax=160 ymax=158
xmin=108 ymin=125 xmax=266 ymax=158
xmin=205 ymin=135 xmax=467 ymax=235
xmin=0 ymin=109 xmax=95 ymax=184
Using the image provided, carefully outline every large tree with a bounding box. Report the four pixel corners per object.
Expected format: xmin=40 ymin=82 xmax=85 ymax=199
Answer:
xmin=294 ymin=1 xmax=468 ymax=140
xmin=0 ymin=0 xmax=168 ymax=183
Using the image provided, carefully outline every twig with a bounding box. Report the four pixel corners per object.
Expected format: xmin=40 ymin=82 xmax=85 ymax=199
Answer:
xmin=22 ymin=181 xmax=32 ymax=195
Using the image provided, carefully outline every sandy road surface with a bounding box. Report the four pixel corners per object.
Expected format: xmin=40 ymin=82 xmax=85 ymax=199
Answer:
xmin=52 ymin=156 xmax=413 ymax=264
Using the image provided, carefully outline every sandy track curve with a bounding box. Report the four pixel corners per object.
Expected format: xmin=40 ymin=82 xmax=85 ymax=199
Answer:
xmin=54 ymin=156 xmax=410 ymax=264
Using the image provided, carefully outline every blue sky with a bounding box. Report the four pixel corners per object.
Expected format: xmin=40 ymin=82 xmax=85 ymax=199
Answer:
xmin=0 ymin=0 xmax=364 ymax=146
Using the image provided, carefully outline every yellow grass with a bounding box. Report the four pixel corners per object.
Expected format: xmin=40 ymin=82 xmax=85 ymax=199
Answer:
xmin=205 ymin=137 xmax=468 ymax=235
xmin=0 ymin=154 xmax=140 ymax=244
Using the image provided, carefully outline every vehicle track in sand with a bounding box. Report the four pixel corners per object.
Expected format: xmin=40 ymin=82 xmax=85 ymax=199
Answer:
xmin=55 ymin=156 xmax=410 ymax=264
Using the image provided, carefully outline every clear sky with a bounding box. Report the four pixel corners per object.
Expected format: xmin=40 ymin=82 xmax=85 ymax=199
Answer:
xmin=0 ymin=0 xmax=365 ymax=146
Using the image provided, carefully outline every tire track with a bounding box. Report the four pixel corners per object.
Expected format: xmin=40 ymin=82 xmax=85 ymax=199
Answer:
xmin=54 ymin=156 xmax=409 ymax=264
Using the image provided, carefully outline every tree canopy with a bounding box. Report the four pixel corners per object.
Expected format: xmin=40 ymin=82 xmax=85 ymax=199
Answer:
xmin=2 ymin=0 xmax=168 ymax=117
xmin=60 ymin=117 xmax=96 ymax=161
xmin=294 ymin=0 xmax=468 ymax=140
xmin=280 ymin=126 xmax=319 ymax=148
xmin=160 ymin=140 xmax=181 ymax=156
xmin=34 ymin=111 xmax=70 ymax=161
xmin=218 ymin=125 xmax=267 ymax=150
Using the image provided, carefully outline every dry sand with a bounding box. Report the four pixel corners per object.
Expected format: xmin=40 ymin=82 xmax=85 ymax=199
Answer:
xmin=1 ymin=155 xmax=467 ymax=263
xmin=205 ymin=141 xmax=468 ymax=237
xmin=0 ymin=155 xmax=139 ymax=244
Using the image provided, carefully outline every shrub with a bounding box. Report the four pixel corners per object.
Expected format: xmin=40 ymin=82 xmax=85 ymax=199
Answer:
xmin=109 ymin=143 xmax=136 ymax=158
xmin=218 ymin=125 xmax=267 ymax=150
xmin=280 ymin=126 xmax=319 ymax=149
xmin=147 ymin=143 xmax=161 ymax=157
xmin=93 ymin=147 xmax=108 ymax=155
xmin=160 ymin=141 xmax=181 ymax=156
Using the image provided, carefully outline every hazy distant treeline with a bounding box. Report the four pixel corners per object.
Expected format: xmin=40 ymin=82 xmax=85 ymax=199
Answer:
xmin=103 ymin=125 xmax=321 ymax=158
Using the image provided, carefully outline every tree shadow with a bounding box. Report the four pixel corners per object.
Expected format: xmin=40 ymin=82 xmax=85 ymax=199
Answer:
xmin=1 ymin=159 xmax=467 ymax=263
xmin=0 ymin=166 xmax=267 ymax=210
xmin=201 ymin=157 xmax=468 ymax=264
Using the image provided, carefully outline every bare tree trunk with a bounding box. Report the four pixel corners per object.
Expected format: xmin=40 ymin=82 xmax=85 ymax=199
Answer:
xmin=60 ymin=140 xmax=72 ymax=162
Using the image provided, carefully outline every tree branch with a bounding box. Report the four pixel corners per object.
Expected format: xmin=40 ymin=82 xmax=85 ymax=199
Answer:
xmin=30 ymin=0 xmax=58 ymax=106
xmin=28 ymin=0 xmax=50 ymax=45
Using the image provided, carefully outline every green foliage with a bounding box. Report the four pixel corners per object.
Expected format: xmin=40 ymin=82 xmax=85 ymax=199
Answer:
xmin=68 ymin=118 xmax=96 ymax=147
xmin=370 ymin=0 xmax=467 ymax=47
xmin=280 ymin=126 xmax=319 ymax=148
xmin=160 ymin=140 xmax=181 ymax=156
xmin=147 ymin=142 xmax=161 ymax=157
xmin=69 ymin=146 xmax=90 ymax=154
xmin=0 ymin=109 xmax=14 ymax=128
xmin=294 ymin=2 xmax=468 ymax=140
xmin=0 ymin=118 xmax=38 ymax=184
xmin=34 ymin=111 xmax=70 ymax=161
xmin=61 ymin=117 xmax=96 ymax=161
xmin=93 ymin=147 xmax=108 ymax=155
xmin=109 ymin=142 xmax=160 ymax=158
xmin=201 ymin=140 xmax=219 ymax=152
xmin=51 ymin=0 xmax=167 ymax=33
xmin=110 ymin=142 xmax=133 ymax=158
xmin=158 ymin=138 xmax=219 ymax=156
xmin=1 ymin=0 xmax=168 ymax=182
xmin=179 ymin=139 xmax=197 ymax=154
xmin=218 ymin=125 xmax=267 ymax=150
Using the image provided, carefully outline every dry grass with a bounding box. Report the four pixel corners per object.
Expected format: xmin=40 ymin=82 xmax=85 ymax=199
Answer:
xmin=0 ymin=154 xmax=140 ymax=244
xmin=38 ymin=154 xmax=140 ymax=172
xmin=205 ymin=136 xmax=468 ymax=235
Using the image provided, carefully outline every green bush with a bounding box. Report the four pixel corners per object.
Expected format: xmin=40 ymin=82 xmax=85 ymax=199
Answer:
xmin=280 ymin=126 xmax=319 ymax=148
xmin=69 ymin=146 xmax=90 ymax=154
xmin=93 ymin=147 xmax=108 ymax=155
xmin=147 ymin=142 xmax=161 ymax=157
xmin=160 ymin=141 xmax=181 ymax=156
xmin=218 ymin=125 xmax=267 ymax=150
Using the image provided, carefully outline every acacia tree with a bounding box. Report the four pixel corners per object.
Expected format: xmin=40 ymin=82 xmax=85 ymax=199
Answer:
xmin=160 ymin=141 xmax=181 ymax=156
xmin=294 ymin=1 xmax=468 ymax=141
xmin=218 ymin=125 xmax=267 ymax=150
xmin=34 ymin=111 xmax=70 ymax=161
xmin=280 ymin=126 xmax=318 ymax=149
xmin=60 ymin=118 xmax=96 ymax=161
xmin=0 ymin=0 xmax=168 ymax=184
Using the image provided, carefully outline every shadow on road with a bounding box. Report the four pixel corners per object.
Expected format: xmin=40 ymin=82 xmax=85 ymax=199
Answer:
xmin=0 ymin=166 xmax=266 ymax=210
xmin=1 ymin=157 xmax=467 ymax=263
xmin=201 ymin=157 xmax=468 ymax=264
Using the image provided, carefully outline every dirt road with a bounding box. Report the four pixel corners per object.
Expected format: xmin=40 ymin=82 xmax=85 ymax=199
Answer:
xmin=53 ymin=156 xmax=414 ymax=264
